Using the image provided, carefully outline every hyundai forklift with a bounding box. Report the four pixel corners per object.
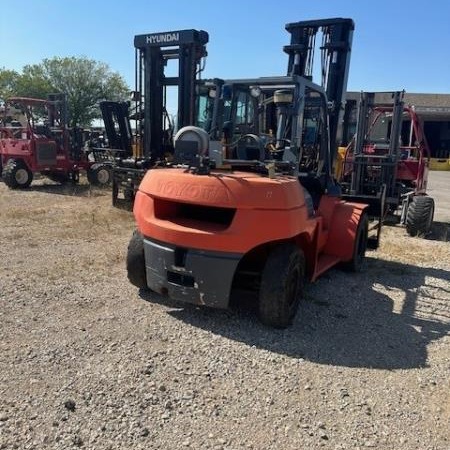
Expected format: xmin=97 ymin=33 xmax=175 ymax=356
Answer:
xmin=100 ymin=29 xmax=223 ymax=209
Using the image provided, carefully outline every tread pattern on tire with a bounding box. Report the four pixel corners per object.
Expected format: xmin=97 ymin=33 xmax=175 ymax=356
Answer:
xmin=258 ymin=243 xmax=305 ymax=329
xmin=405 ymin=196 xmax=434 ymax=237
xmin=2 ymin=159 xmax=33 ymax=189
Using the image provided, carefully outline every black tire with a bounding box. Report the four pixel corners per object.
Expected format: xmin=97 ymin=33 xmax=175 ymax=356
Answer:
xmin=2 ymin=159 xmax=33 ymax=189
xmin=127 ymin=230 xmax=148 ymax=289
xmin=87 ymin=163 xmax=112 ymax=187
xmin=406 ymin=196 xmax=434 ymax=237
xmin=258 ymin=243 xmax=305 ymax=328
xmin=342 ymin=212 xmax=369 ymax=272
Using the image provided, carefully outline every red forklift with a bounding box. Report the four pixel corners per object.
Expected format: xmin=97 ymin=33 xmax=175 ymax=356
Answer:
xmin=0 ymin=93 xmax=111 ymax=188
xmin=339 ymin=91 xmax=434 ymax=237
xmin=127 ymin=19 xmax=373 ymax=328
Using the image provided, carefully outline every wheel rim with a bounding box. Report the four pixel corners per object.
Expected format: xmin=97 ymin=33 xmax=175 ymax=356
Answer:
xmin=15 ymin=168 xmax=29 ymax=185
xmin=97 ymin=168 xmax=110 ymax=184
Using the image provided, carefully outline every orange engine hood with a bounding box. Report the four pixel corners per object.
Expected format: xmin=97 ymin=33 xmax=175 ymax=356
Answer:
xmin=138 ymin=168 xmax=305 ymax=210
xmin=134 ymin=168 xmax=314 ymax=254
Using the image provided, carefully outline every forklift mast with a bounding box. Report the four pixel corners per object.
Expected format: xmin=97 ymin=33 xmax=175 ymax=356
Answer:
xmin=99 ymin=101 xmax=133 ymax=155
xmin=341 ymin=98 xmax=357 ymax=146
xmin=47 ymin=93 xmax=68 ymax=128
xmin=133 ymin=29 xmax=209 ymax=159
xmin=284 ymin=18 xmax=354 ymax=163
xmin=350 ymin=91 xmax=404 ymax=197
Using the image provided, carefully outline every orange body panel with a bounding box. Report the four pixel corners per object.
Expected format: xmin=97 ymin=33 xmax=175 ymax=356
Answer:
xmin=320 ymin=196 xmax=366 ymax=260
xmin=139 ymin=168 xmax=306 ymax=209
xmin=135 ymin=168 xmax=316 ymax=254
xmin=307 ymin=195 xmax=366 ymax=280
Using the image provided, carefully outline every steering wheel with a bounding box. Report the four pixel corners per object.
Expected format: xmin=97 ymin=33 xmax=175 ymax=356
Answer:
xmin=236 ymin=134 xmax=265 ymax=161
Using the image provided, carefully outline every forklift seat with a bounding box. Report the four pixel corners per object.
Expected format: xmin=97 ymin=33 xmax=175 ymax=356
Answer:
xmin=299 ymin=174 xmax=325 ymax=210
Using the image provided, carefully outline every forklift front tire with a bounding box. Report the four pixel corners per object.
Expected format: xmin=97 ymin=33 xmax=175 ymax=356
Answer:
xmin=405 ymin=196 xmax=434 ymax=237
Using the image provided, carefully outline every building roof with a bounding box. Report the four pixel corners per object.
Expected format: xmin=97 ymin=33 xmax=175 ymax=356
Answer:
xmin=347 ymin=92 xmax=450 ymax=118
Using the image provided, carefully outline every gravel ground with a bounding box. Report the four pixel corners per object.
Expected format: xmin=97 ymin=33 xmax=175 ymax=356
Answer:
xmin=0 ymin=176 xmax=449 ymax=450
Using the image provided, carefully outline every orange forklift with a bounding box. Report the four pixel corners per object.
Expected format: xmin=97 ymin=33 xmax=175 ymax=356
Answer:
xmin=128 ymin=18 xmax=371 ymax=328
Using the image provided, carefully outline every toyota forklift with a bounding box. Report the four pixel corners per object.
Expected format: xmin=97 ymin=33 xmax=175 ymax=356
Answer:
xmin=128 ymin=18 xmax=371 ymax=328
xmin=99 ymin=29 xmax=223 ymax=209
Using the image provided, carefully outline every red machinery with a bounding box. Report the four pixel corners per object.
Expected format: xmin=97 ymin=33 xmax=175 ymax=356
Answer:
xmin=340 ymin=91 xmax=434 ymax=237
xmin=0 ymin=94 xmax=111 ymax=188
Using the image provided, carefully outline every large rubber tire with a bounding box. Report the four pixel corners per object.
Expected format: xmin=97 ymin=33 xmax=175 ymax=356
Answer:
xmin=258 ymin=243 xmax=305 ymax=329
xmin=87 ymin=163 xmax=112 ymax=187
xmin=342 ymin=212 xmax=369 ymax=272
xmin=406 ymin=196 xmax=435 ymax=237
xmin=2 ymin=159 xmax=33 ymax=189
xmin=127 ymin=230 xmax=148 ymax=289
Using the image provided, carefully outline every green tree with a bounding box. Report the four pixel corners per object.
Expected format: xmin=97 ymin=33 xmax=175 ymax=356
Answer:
xmin=0 ymin=69 xmax=20 ymax=102
xmin=15 ymin=64 xmax=53 ymax=100
xmin=1 ymin=57 xmax=129 ymax=127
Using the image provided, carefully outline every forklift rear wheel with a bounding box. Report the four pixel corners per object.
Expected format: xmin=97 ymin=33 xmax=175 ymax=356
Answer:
xmin=406 ymin=196 xmax=434 ymax=237
xmin=87 ymin=164 xmax=112 ymax=186
xmin=2 ymin=159 xmax=33 ymax=189
xmin=342 ymin=212 xmax=368 ymax=272
xmin=258 ymin=243 xmax=305 ymax=328
xmin=127 ymin=230 xmax=148 ymax=289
